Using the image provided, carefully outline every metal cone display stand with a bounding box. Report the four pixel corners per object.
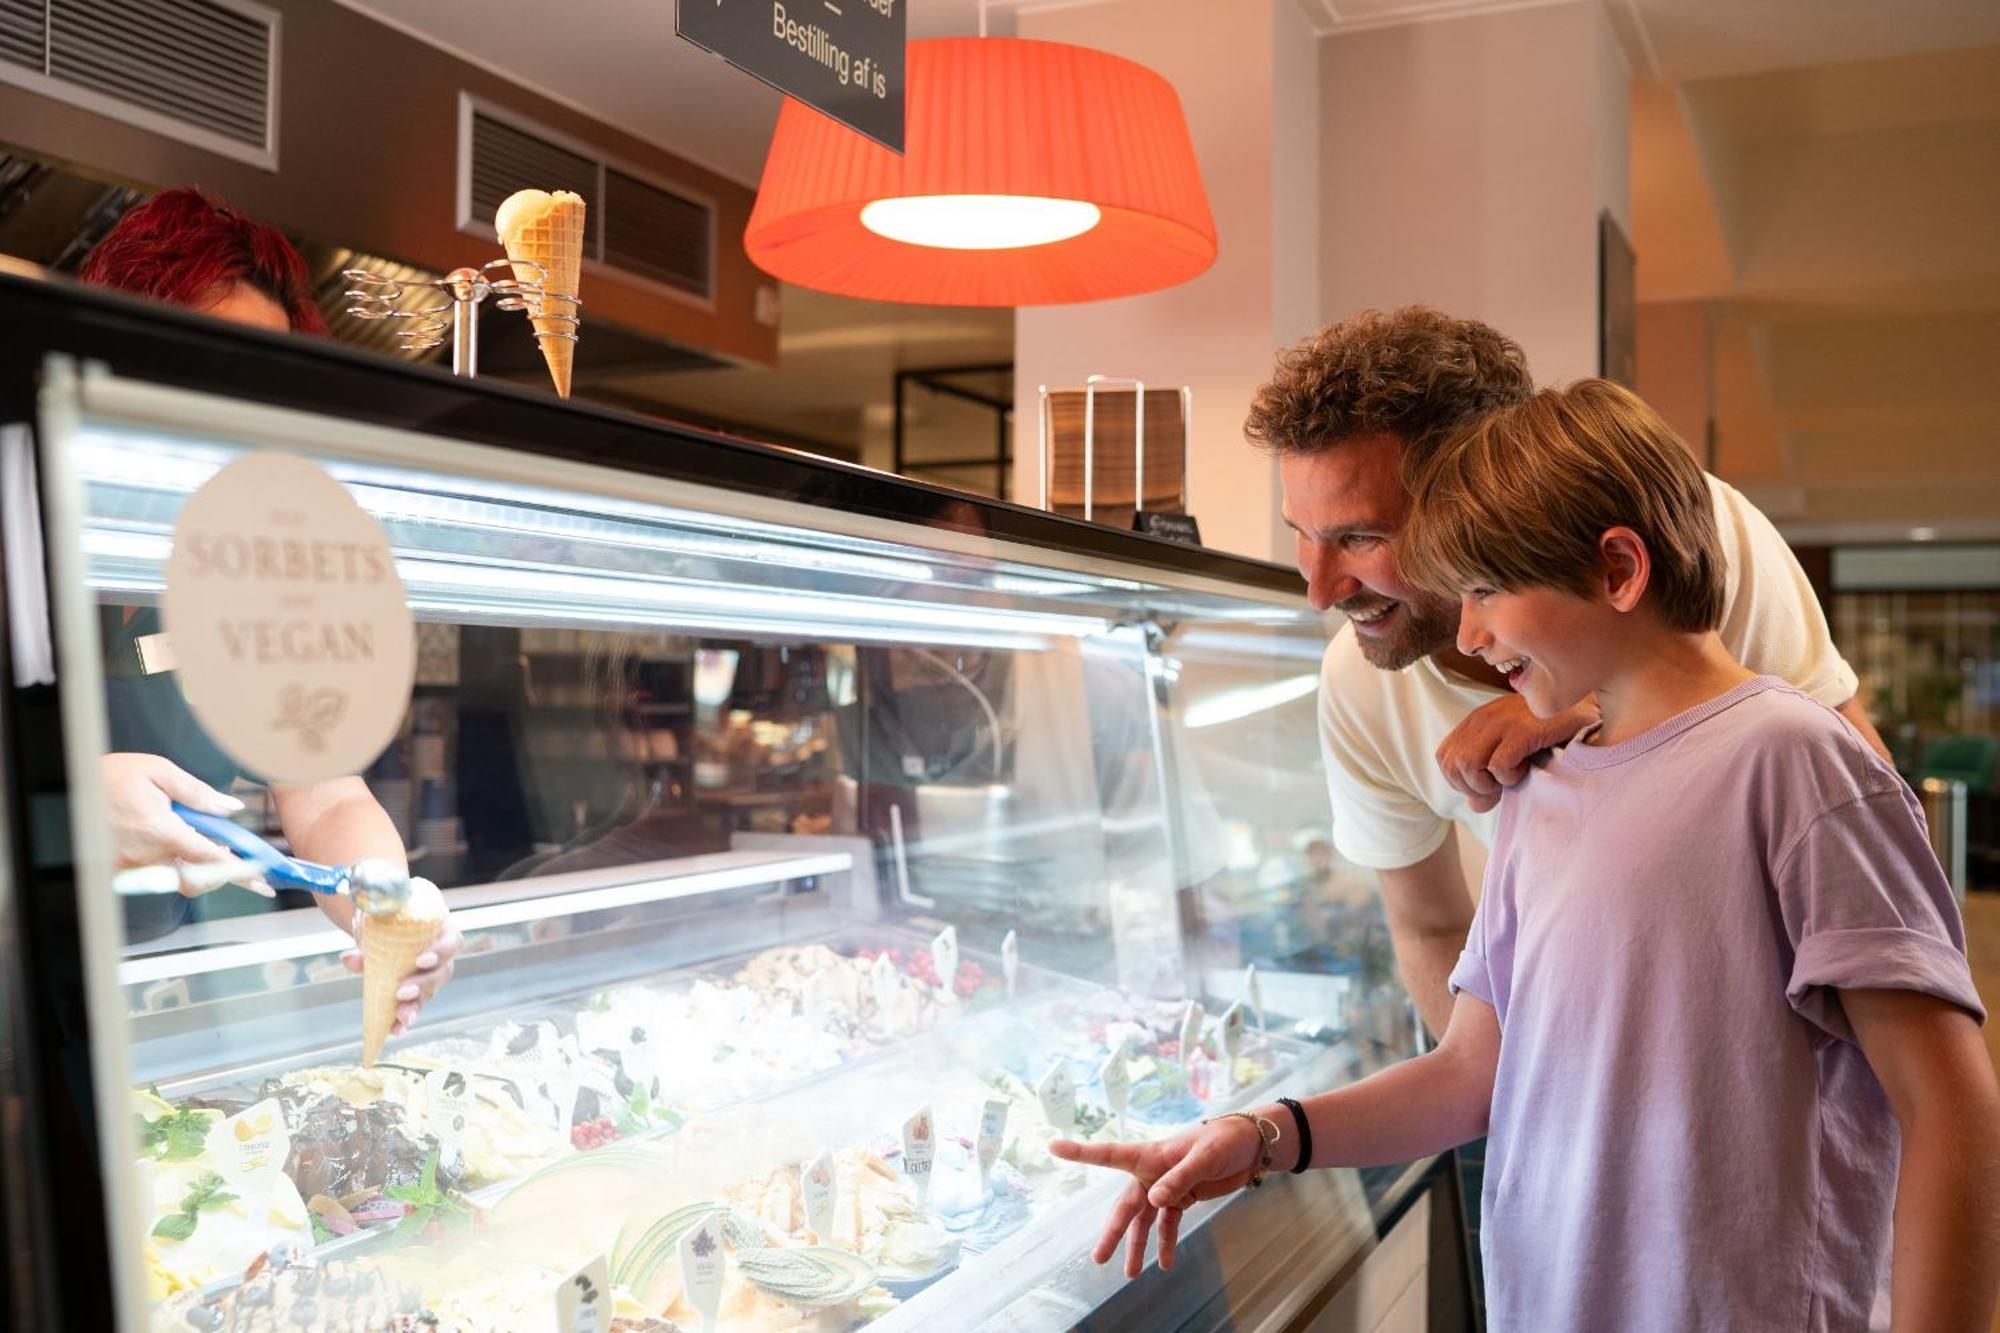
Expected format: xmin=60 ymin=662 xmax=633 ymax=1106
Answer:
xmin=343 ymin=257 xmax=579 ymax=380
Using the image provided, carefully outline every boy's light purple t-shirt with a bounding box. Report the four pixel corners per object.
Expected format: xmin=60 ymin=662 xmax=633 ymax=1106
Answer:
xmin=1448 ymin=677 xmax=1983 ymax=1333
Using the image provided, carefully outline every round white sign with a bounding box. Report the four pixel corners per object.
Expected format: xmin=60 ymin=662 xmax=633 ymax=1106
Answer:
xmin=162 ymin=452 xmax=414 ymax=784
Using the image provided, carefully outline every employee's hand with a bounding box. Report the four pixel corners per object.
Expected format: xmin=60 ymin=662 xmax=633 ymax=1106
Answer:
xmin=1051 ymin=1117 xmax=1266 ymax=1277
xmin=340 ymin=898 xmax=461 ymax=1038
xmin=1435 ymin=692 xmax=1597 ymax=814
xmin=102 ymin=752 xmax=266 ymax=894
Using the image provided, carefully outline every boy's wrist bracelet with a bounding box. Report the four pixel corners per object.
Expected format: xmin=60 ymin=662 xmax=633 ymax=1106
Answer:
xmin=1277 ymin=1097 xmax=1312 ymax=1173
xmin=1203 ymin=1111 xmax=1279 ymax=1189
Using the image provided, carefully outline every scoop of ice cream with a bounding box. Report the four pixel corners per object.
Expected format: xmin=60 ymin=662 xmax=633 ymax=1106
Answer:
xmin=494 ymin=188 xmax=551 ymax=243
xmin=493 ymin=188 xmax=586 ymax=244
xmin=399 ymin=875 xmax=445 ymax=921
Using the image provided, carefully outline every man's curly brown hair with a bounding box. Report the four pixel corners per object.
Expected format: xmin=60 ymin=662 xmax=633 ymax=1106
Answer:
xmin=1244 ymin=307 xmax=1534 ymax=471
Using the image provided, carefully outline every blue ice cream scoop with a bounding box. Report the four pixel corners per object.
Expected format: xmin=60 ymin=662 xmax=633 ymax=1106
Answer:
xmin=170 ymin=802 xmax=412 ymax=914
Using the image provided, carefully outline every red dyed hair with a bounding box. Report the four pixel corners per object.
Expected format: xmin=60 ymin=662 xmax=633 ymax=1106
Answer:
xmin=77 ymin=187 xmax=326 ymax=335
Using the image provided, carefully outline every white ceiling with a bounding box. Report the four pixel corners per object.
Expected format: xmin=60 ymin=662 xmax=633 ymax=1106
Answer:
xmin=340 ymin=0 xmax=2000 ymax=532
xmin=1304 ymin=0 xmax=2000 ymax=80
xmin=337 ymin=0 xmax=2000 ymax=191
xmin=1631 ymin=38 xmax=2000 ymax=542
xmin=336 ymin=0 xmax=1050 ymax=188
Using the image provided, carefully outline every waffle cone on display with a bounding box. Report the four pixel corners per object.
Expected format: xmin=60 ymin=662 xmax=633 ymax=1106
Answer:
xmin=360 ymin=892 xmax=444 ymax=1066
xmin=495 ymin=189 xmax=585 ymax=398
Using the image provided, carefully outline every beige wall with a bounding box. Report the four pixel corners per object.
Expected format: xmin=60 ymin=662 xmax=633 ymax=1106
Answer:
xmin=0 ymin=0 xmax=776 ymax=365
xmin=1319 ymin=0 xmax=1629 ymax=386
xmin=1636 ymin=299 xmax=1714 ymax=461
xmin=1011 ymin=0 xmax=1312 ymax=565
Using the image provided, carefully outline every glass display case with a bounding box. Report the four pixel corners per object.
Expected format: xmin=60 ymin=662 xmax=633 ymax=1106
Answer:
xmin=0 ymin=272 xmax=1439 ymax=1333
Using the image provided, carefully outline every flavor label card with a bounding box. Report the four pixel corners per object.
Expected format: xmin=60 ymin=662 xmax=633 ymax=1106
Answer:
xmin=1098 ymin=1046 xmax=1130 ymax=1134
xmin=976 ymin=1098 xmax=1010 ymax=1178
xmin=621 ymin=1044 xmax=662 ymax=1097
xmin=1037 ymin=1061 xmax=1077 ymax=1135
xmin=803 ymin=1152 xmax=837 ymax=1242
xmin=678 ymin=1219 xmax=726 ymax=1332
xmin=1221 ymin=1001 xmax=1246 ymax=1063
xmin=1179 ymin=1000 xmax=1206 ymax=1070
xmin=531 ymin=1020 xmax=566 ymax=1061
xmin=1001 ymin=929 xmax=1019 ymax=998
xmin=802 ymin=967 xmax=842 ymax=1023
xmin=930 ymin=925 xmax=959 ymax=995
xmin=901 ymin=1106 xmax=936 ymax=1202
xmin=553 ymin=1254 xmax=611 ymax=1333
xmin=1245 ymin=963 xmax=1266 ymax=1031
xmin=141 ymin=978 xmax=193 ymax=1014
xmin=1220 ymin=1002 xmax=1246 ymax=1093
xmin=539 ymin=1071 xmax=581 ymax=1139
xmin=217 ymin=1098 xmax=289 ymax=1190
xmin=424 ymin=1068 xmax=480 ymax=1153
xmin=870 ymin=953 xmax=900 ymax=1007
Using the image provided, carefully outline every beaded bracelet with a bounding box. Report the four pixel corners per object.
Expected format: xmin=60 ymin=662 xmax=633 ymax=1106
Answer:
xmin=1203 ymin=1111 xmax=1280 ymax=1189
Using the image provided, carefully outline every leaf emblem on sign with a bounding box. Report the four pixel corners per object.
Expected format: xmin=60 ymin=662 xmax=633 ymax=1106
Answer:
xmin=272 ymin=684 xmax=348 ymax=752
xmin=691 ymin=1228 xmax=718 ymax=1259
xmin=911 ymin=1116 xmax=930 ymax=1143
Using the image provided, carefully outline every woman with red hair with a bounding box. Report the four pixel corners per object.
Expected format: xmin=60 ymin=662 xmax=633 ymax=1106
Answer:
xmin=83 ymin=188 xmax=459 ymax=1037
xmin=79 ymin=186 xmax=327 ymax=334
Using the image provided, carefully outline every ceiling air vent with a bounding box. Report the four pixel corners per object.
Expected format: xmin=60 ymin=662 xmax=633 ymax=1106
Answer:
xmin=459 ymin=94 xmax=716 ymax=309
xmin=468 ymin=110 xmax=597 ymax=230
xmin=604 ymin=167 xmax=711 ymax=299
xmin=0 ymin=0 xmax=277 ymax=168
xmin=0 ymin=0 xmax=45 ymax=72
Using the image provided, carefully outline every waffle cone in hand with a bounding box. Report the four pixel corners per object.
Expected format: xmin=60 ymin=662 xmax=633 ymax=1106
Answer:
xmin=360 ymin=897 xmax=443 ymax=1066
xmin=495 ymin=189 xmax=585 ymax=398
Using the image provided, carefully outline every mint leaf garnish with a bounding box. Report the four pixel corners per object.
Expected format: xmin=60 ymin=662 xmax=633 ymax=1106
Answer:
xmin=151 ymin=1213 xmax=197 ymax=1242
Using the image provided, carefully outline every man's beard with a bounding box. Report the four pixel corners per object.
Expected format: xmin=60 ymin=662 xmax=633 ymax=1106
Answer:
xmin=1342 ymin=593 xmax=1460 ymax=671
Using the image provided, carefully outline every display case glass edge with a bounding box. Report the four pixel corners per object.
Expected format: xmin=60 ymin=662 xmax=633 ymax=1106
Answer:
xmin=26 ymin=353 xmax=152 ymax=1329
xmin=117 ymin=848 xmax=855 ymax=986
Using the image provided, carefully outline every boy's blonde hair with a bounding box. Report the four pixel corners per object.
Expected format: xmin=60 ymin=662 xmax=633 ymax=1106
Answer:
xmin=1400 ymin=379 xmax=1725 ymax=633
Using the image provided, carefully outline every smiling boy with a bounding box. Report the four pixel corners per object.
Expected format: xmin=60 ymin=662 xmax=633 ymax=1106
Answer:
xmin=1055 ymin=380 xmax=1998 ymax=1331
xmin=1252 ymin=308 xmax=1885 ymax=1040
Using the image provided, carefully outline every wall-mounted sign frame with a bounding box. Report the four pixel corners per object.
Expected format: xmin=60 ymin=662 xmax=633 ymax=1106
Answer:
xmin=676 ymin=0 xmax=906 ymax=153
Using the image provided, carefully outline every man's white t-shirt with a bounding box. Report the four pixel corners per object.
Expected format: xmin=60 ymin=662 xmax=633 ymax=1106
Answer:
xmin=1318 ymin=474 xmax=1862 ymax=870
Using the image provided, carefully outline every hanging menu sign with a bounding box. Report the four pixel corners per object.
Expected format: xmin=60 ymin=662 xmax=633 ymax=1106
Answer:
xmin=676 ymin=0 xmax=907 ymax=153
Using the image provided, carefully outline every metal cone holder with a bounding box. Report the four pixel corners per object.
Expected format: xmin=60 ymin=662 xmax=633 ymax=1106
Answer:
xmin=342 ymin=256 xmax=579 ymax=379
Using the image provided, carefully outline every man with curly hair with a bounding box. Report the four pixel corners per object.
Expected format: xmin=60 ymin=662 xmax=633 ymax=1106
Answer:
xmin=1250 ymin=307 xmax=1887 ymax=1038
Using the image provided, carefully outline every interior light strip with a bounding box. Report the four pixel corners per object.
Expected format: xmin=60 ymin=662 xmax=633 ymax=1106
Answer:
xmin=79 ymin=529 xmax=1111 ymax=646
xmin=74 ymin=432 xmax=945 ymax=585
xmin=1182 ymin=672 xmax=1321 ymax=728
xmin=116 ymin=850 xmax=854 ymax=986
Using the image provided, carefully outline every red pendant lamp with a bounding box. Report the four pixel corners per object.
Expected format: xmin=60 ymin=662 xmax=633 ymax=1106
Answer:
xmin=746 ymin=38 xmax=1217 ymax=306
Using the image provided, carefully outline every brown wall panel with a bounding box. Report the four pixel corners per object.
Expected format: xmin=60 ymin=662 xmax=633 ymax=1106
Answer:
xmin=0 ymin=0 xmax=776 ymax=365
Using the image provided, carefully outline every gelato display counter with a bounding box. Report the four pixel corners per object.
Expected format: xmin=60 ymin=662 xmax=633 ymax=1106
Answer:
xmin=0 ymin=273 xmax=1442 ymax=1332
